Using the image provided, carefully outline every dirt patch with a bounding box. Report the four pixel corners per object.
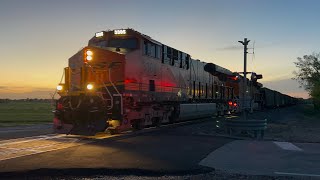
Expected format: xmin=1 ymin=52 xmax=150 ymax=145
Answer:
xmin=184 ymin=104 xmax=320 ymax=143
xmin=264 ymin=104 xmax=320 ymax=143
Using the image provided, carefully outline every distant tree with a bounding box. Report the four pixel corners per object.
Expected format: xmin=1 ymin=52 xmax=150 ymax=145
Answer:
xmin=293 ymin=53 xmax=320 ymax=110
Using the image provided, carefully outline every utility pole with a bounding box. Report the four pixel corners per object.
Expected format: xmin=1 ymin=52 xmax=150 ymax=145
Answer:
xmin=238 ymin=38 xmax=250 ymax=120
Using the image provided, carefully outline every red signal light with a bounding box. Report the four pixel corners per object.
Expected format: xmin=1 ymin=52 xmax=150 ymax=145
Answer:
xmin=233 ymin=102 xmax=237 ymax=107
xmin=228 ymin=101 xmax=233 ymax=106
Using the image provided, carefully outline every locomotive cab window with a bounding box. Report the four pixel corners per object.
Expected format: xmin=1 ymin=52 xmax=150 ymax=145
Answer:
xmin=108 ymin=38 xmax=138 ymax=49
xmin=172 ymin=49 xmax=179 ymax=67
xmin=92 ymin=40 xmax=107 ymax=47
xmin=144 ymin=41 xmax=161 ymax=59
xmin=167 ymin=47 xmax=172 ymax=63
xmin=90 ymin=37 xmax=139 ymax=50
xmin=185 ymin=55 xmax=190 ymax=70
xmin=162 ymin=45 xmax=171 ymax=64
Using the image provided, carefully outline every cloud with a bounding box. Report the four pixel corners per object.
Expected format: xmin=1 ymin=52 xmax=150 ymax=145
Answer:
xmin=216 ymin=42 xmax=280 ymax=51
xmin=262 ymin=78 xmax=309 ymax=98
xmin=216 ymin=45 xmax=243 ymax=51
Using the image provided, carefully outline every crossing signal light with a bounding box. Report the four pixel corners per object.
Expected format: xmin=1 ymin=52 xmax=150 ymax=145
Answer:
xmin=251 ymin=72 xmax=263 ymax=82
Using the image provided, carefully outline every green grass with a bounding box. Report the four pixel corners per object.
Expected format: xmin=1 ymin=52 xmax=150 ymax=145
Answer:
xmin=0 ymin=101 xmax=54 ymax=127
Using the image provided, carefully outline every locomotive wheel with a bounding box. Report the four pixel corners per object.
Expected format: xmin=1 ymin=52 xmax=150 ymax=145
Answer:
xmin=215 ymin=111 xmax=219 ymax=117
xmin=169 ymin=110 xmax=178 ymax=123
xmin=217 ymin=110 xmax=222 ymax=117
xmin=168 ymin=115 xmax=176 ymax=123
xmin=108 ymin=129 xmax=118 ymax=135
xmin=152 ymin=117 xmax=161 ymax=127
xmin=132 ymin=119 xmax=144 ymax=131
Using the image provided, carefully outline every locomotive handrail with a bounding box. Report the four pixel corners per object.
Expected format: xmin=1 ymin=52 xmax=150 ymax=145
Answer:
xmin=101 ymin=84 xmax=113 ymax=109
xmin=88 ymin=65 xmax=113 ymax=110
xmin=108 ymin=66 xmax=123 ymax=115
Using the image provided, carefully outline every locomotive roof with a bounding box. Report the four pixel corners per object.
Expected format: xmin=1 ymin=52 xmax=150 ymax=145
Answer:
xmin=95 ymin=28 xmax=234 ymax=75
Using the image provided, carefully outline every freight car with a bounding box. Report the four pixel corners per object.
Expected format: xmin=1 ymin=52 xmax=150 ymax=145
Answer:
xmin=53 ymin=29 xmax=240 ymax=135
xmin=260 ymin=87 xmax=297 ymax=108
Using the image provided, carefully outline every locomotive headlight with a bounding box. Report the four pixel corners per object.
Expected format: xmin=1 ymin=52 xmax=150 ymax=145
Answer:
xmin=86 ymin=83 xmax=94 ymax=90
xmin=86 ymin=50 xmax=93 ymax=56
xmin=86 ymin=55 xmax=93 ymax=61
xmin=57 ymin=84 xmax=63 ymax=91
xmin=85 ymin=50 xmax=93 ymax=61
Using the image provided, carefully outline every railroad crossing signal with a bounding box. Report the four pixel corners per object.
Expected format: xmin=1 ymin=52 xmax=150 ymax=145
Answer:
xmin=251 ymin=72 xmax=263 ymax=82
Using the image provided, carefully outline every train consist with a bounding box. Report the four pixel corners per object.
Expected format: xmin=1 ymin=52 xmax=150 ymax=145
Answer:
xmin=53 ymin=28 xmax=296 ymax=135
xmin=260 ymin=88 xmax=297 ymax=108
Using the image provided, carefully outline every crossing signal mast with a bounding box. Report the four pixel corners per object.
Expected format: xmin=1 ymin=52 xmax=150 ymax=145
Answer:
xmin=238 ymin=38 xmax=263 ymax=120
xmin=238 ymin=38 xmax=250 ymax=120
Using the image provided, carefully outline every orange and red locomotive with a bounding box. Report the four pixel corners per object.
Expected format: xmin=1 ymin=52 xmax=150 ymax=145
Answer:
xmin=53 ymin=29 xmax=261 ymax=135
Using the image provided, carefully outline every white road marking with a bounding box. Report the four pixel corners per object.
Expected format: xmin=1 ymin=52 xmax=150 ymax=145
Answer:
xmin=275 ymin=172 xmax=320 ymax=177
xmin=2 ymin=147 xmax=42 ymax=153
xmin=273 ymin=142 xmax=302 ymax=151
xmin=0 ymin=134 xmax=64 ymax=147
xmin=0 ymin=118 xmax=217 ymax=162
xmin=0 ymin=134 xmax=92 ymax=162
xmin=0 ymin=142 xmax=89 ymax=162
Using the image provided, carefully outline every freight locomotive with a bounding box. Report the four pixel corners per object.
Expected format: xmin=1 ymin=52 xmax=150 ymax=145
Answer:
xmin=53 ymin=28 xmax=295 ymax=135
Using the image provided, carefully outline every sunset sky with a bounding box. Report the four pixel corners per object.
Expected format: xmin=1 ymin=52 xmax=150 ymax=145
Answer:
xmin=1 ymin=0 xmax=319 ymax=99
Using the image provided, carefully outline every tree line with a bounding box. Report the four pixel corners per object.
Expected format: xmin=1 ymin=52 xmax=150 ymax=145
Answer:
xmin=293 ymin=53 xmax=320 ymax=110
xmin=0 ymin=99 xmax=52 ymax=103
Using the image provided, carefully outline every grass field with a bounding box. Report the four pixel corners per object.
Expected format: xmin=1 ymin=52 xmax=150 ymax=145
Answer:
xmin=0 ymin=101 xmax=54 ymax=127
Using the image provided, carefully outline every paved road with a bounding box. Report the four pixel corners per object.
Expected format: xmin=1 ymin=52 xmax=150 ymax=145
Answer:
xmin=0 ymin=118 xmax=232 ymax=178
xmin=1 ymin=108 xmax=319 ymax=179
xmin=0 ymin=124 xmax=53 ymax=140
xmin=200 ymin=140 xmax=320 ymax=178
